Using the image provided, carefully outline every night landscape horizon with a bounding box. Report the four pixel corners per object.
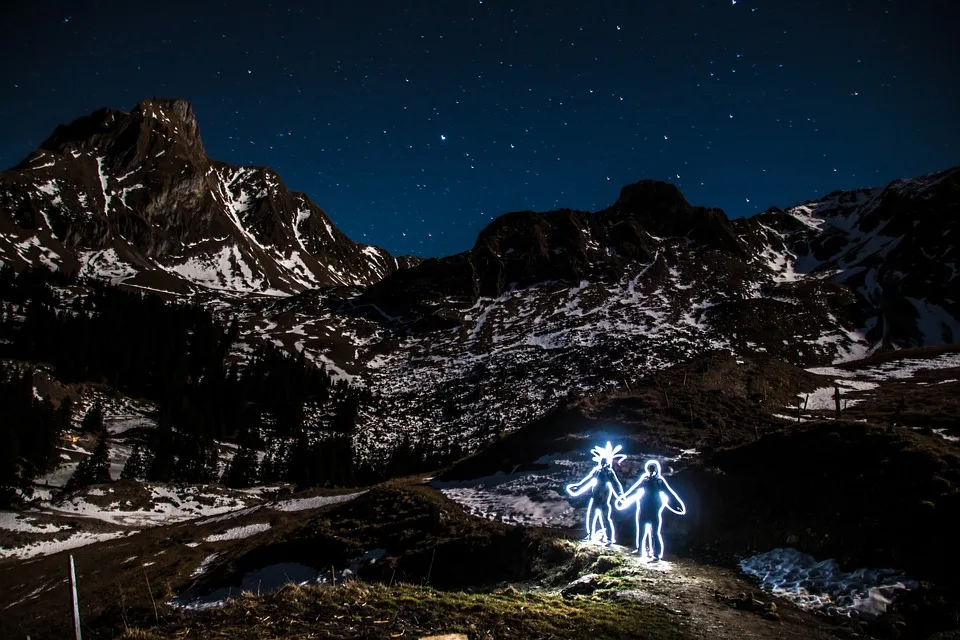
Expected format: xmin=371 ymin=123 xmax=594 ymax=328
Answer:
xmin=2 ymin=3 xmax=960 ymax=640
xmin=2 ymin=0 xmax=957 ymax=258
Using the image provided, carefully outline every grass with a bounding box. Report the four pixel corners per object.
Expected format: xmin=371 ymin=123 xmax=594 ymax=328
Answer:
xmin=112 ymin=580 xmax=689 ymax=640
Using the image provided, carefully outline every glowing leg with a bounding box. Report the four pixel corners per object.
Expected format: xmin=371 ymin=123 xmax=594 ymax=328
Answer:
xmin=604 ymin=505 xmax=616 ymax=545
xmin=584 ymin=498 xmax=595 ymax=539
xmin=634 ymin=510 xmax=641 ymax=552
xmin=590 ymin=507 xmax=607 ymax=542
xmin=653 ymin=519 xmax=664 ymax=560
xmin=640 ymin=523 xmax=653 ymax=559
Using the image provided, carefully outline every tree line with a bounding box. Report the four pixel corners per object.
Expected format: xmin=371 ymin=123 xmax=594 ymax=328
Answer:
xmin=0 ymin=266 xmax=375 ymax=496
xmin=0 ymin=264 xmax=482 ymax=499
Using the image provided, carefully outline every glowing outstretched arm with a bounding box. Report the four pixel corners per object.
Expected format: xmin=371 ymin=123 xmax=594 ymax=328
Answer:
xmin=611 ymin=471 xmax=625 ymax=498
xmin=615 ymin=478 xmax=645 ymax=510
xmin=565 ymin=468 xmax=599 ymax=497
xmin=660 ymin=479 xmax=686 ymax=515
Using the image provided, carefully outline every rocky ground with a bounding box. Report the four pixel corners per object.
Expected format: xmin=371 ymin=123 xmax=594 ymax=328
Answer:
xmin=0 ymin=482 xmax=856 ymax=640
xmin=1 ymin=347 xmax=958 ymax=639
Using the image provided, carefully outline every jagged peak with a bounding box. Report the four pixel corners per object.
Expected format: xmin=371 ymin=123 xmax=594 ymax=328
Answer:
xmin=131 ymin=98 xmax=201 ymax=144
xmin=133 ymin=97 xmax=197 ymax=123
xmin=614 ymin=179 xmax=690 ymax=211
xmin=33 ymin=98 xmax=204 ymax=162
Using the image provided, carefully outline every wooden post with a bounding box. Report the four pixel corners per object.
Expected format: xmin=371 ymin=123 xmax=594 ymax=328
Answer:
xmin=141 ymin=562 xmax=158 ymax=625
xmin=834 ymin=387 xmax=841 ymax=420
xmin=331 ymin=565 xmax=336 ymax=587
xmin=69 ymin=555 xmax=82 ymax=640
xmin=427 ymin=547 xmax=437 ymax=584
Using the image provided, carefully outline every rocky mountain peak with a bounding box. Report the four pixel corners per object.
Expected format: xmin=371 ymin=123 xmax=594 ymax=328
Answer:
xmin=27 ymin=98 xmax=205 ymax=173
xmin=0 ymin=99 xmax=414 ymax=294
xmin=614 ymin=179 xmax=689 ymax=212
xmin=605 ymin=179 xmax=744 ymax=256
xmin=131 ymin=97 xmax=204 ymax=153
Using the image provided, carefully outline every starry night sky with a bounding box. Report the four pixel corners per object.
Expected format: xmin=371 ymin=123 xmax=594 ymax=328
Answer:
xmin=2 ymin=1 xmax=958 ymax=258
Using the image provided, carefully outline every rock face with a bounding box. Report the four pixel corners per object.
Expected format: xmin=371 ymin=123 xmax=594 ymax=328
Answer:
xmin=0 ymin=98 xmax=418 ymax=294
xmin=734 ymin=169 xmax=960 ymax=348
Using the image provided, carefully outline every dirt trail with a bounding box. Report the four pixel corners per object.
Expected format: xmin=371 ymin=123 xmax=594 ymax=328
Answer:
xmin=579 ymin=549 xmax=841 ymax=639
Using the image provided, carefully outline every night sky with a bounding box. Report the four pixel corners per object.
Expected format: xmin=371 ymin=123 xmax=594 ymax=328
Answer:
xmin=2 ymin=1 xmax=958 ymax=258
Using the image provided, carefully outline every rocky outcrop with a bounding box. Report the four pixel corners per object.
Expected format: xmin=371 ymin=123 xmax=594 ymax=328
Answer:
xmin=0 ymin=98 xmax=419 ymax=294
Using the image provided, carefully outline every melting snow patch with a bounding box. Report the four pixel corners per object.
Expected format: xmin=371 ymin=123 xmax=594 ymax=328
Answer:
xmin=0 ymin=512 xmax=70 ymax=533
xmin=272 ymin=491 xmax=365 ymax=512
xmin=0 ymin=530 xmax=136 ymax=559
xmin=808 ymin=352 xmax=960 ymax=381
xmin=203 ymin=523 xmax=271 ymax=542
xmin=740 ymin=548 xmax=917 ymax=619
xmin=174 ymin=548 xmax=387 ymax=610
xmin=433 ymin=448 xmax=696 ymax=528
xmin=191 ymin=552 xmax=219 ymax=578
xmin=45 ymin=485 xmax=253 ymax=527
xmin=932 ymin=429 xmax=959 ymax=443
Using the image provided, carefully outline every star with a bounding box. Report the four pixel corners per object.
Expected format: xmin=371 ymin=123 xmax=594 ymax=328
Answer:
xmin=440 ymin=134 xmax=447 ymax=141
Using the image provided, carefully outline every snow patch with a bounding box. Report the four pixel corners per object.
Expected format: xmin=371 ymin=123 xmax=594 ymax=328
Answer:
xmin=740 ymin=548 xmax=916 ymax=619
xmin=203 ymin=523 xmax=271 ymax=542
xmin=272 ymin=491 xmax=365 ymax=512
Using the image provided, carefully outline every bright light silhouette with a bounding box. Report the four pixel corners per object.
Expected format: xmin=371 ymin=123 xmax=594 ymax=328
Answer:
xmin=615 ymin=459 xmax=686 ymax=561
xmin=565 ymin=442 xmax=626 ymax=545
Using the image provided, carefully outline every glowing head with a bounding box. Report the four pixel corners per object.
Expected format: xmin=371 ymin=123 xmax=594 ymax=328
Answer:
xmin=591 ymin=442 xmax=626 ymax=468
xmin=645 ymin=459 xmax=661 ymax=476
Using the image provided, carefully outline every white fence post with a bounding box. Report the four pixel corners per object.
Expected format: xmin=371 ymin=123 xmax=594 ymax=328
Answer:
xmin=69 ymin=554 xmax=82 ymax=640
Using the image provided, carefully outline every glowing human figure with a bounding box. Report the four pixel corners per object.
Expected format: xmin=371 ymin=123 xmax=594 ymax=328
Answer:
xmin=615 ymin=460 xmax=686 ymax=560
xmin=565 ymin=442 xmax=626 ymax=545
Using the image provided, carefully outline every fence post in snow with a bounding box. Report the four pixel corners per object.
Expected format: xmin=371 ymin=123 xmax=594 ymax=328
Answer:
xmin=69 ymin=554 xmax=82 ymax=640
xmin=834 ymin=387 xmax=841 ymax=419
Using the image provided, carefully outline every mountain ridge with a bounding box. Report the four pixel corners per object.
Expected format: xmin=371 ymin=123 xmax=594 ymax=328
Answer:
xmin=1 ymin=99 xmax=958 ymax=460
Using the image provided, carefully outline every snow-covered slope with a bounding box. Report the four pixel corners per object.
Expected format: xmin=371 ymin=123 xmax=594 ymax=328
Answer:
xmin=736 ymin=167 xmax=960 ymax=349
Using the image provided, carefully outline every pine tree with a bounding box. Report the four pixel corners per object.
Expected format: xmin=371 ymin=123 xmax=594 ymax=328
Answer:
xmin=67 ymin=428 xmax=111 ymax=490
xmin=222 ymin=442 xmax=259 ymax=488
xmin=81 ymin=401 xmax=105 ymax=434
xmin=56 ymin=397 xmax=75 ymax=430
xmin=146 ymin=418 xmax=176 ymax=482
xmin=121 ymin=443 xmax=146 ymax=480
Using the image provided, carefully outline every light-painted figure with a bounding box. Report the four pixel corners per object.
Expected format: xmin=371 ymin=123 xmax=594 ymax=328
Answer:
xmin=565 ymin=442 xmax=626 ymax=545
xmin=615 ymin=459 xmax=686 ymax=561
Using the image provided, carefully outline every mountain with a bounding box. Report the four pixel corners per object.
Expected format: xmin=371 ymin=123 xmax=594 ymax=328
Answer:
xmin=0 ymin=98 xmax=958 ymax=460
xmin=0 ymin=98 xmax=418 ymax=295
xmin=228 ymin=168 xmax=959 ymax=458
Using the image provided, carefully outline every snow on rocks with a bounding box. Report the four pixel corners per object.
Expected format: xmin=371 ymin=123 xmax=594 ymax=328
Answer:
xmin=740 ymin=548 xmax=917 ymax=619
